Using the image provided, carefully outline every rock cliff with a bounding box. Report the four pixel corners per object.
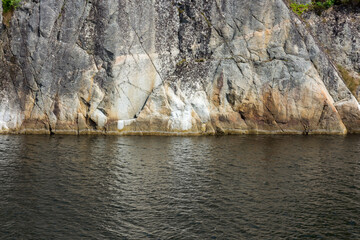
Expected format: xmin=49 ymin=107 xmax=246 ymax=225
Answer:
xmin=302 ymin=5 xmax=360 ymax=101
xmin=0 ymin=3 xmax=2 ymax=33
xmin=0 ymin=0 xmax=359 ymax=135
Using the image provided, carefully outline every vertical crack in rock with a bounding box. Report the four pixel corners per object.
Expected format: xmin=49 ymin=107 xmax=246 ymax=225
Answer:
xmin=0 ymin=0 xmax=359 ymax=134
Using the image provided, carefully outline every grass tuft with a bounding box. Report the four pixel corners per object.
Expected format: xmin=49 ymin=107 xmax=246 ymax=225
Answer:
xmin=2 ymin=0 xmax=21 ymax=13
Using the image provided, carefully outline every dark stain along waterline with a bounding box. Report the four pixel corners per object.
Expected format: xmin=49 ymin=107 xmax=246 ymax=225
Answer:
xmin=0 ymin=135 xmax=359 ymax=239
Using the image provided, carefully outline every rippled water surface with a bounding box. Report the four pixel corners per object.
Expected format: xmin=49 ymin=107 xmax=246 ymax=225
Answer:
xmin=0 ymin=135 xmax=359 ymax=239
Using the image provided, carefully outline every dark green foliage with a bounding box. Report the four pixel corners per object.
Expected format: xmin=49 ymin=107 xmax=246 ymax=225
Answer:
xmin=311 ymin=0 xmax=336 ymax=14
xmin=290 ymin=2 xmax=310 ymax=16
xmin=2 ymin=0 xmax=21 ymax=13
xmin=314 ymin=0 xmax=336 ymax=9
xmin=290 ymin=0 xmax=360 ymax=16
xmin=313 ymin=0 xmax=360 ymax=7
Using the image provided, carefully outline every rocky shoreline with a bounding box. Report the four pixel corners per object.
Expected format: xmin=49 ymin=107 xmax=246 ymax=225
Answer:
xmin=1 ymin=0 xmax=360 ymax=135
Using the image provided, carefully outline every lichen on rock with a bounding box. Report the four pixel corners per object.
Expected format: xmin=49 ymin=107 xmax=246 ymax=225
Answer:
xmin=0 ymin=0 xmax=359 ymax=135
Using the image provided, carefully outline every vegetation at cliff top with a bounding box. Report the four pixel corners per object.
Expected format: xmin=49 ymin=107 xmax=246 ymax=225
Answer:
xmin=290 ymin=0 xmax=360 ymax=16
xmin=2 ymin=0 xmax=21 ymax=13
xmin=290 ymin=2 xmax=311 ymax=16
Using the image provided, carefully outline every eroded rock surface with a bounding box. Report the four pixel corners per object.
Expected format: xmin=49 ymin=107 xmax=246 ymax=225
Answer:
xmin=0 ymin=0 xmax=359 ymax=135
xmin=303 ymin=6 xmax=360 ymax=101
xmin=0 ymin=3 xmax=2 ymax=33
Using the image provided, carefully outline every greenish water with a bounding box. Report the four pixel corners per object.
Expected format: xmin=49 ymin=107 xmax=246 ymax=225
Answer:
xmin=0 ymin=135 xmax=359 ymax=239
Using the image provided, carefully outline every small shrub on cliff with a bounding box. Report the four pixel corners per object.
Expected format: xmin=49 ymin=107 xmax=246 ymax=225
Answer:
xmin=290 ymin=2 xmax=310 ymax=16
xmin=289 ymin=1 xmax=332 ymax=16
xmin=290 ymin=0 xmax=360 ymax=16
xmin=312 ymin=0 xmax=336 ymax=14
xmin=314 ymin=0 xmax=336 ymax=8
xmin=2 ymin=0 xmax=21 ymax=13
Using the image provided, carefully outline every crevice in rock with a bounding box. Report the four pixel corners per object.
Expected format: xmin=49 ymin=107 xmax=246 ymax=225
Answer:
xmin=87 ymin=117 xmax=97 ymax=130
xmin=126 ymin=13 xmax=165 ymax=86
xmin=215 ymin=126 xmax=225 ymax=136
xmin=49 ymin=124 xmax=55 ymax=135
xmin=301 ymin=120 xmax=310 ymax=135
xmin=114 ymin=84 xmax=136 ymax=114
xmin=239 ymin=110 xmax=246 ymax=121
xmin=317 ymin=101 xmax=328 ymax=126
xmin=264 ymin=101 xmax=285 ymax=133
xmin=135 ymin=95 xmax=150 ymax=119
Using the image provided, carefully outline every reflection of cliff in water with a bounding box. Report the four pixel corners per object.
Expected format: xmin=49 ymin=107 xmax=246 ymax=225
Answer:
xmin=0 ymin=135 xmax=359 ymax=238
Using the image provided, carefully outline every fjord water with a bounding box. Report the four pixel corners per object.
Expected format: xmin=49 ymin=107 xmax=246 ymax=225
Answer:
xmin=0 ymin=135 xmax=359 ymax=239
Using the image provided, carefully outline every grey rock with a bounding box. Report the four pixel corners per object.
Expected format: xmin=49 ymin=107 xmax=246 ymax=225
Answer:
xmin=0 ymin=0 xmax=359 ymax=135
xmin=294 ymin=0 xmax=311 ymax=4
xmin=0 ymin=1 xmax=2 ymax=34
xmin=303 ymin=6 xmax=360 ymax=93
xmin=300 ymin=5 xmax=360 ymax=127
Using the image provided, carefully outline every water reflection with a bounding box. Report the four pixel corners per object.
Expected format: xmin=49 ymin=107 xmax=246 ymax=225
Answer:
xmin=0 ymin=135 xmax=359 ymax=239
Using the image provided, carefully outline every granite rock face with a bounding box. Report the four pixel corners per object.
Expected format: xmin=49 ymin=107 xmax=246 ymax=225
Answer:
xmin=294 ymin=0 xmax=311 ymax=4
xmin=0 ymin=2 xmax=2 ymax=33
xmin=0 ymin=0 xmax=359 ymax=135
xmin=303 ymin=6 xmax=360 ymax=101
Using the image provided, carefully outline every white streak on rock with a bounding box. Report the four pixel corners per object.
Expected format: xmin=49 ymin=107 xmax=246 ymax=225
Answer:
xmin=117 ymin=119 xmax=136 ymax=130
